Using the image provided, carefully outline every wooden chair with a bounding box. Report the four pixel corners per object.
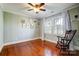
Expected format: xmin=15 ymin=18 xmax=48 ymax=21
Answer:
xmin=56 ymin=30 xmax=77 ymax=55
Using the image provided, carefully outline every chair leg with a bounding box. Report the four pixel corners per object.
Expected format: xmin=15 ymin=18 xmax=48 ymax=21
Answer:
xmin=56 ymin=42 xmax=59 ymax=48
xmin=56 ymin=44 xmax=58 ymax=48
xmin=59 ymin=48 xmax=63 ymax=55
xmin=66 ymin=46 xmax=70 ymax=55
xmin=60 ymin=48 xmax=62 ymax=53
xmin=67 ymin=49 xmax=70 ymax=55
xmin=59 ymin=48 xmax=66 ymax=55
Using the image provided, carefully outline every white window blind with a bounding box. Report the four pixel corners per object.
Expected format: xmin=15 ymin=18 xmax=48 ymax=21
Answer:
xmin=43 ymin=11 xmax=71 ymax=36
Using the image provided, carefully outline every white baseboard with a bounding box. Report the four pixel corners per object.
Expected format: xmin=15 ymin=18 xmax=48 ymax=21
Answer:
xmin=0 ymin=45 xmax=4 ymax=52
xmin=0 ymin=38 xmax=56 ymax=52
xmin=44 ymin=39 xmax=57 ymax=44
xmin=0 ymin=37 xmax=41 ymax=52
xmin=2 ymin=38 xmax=78 ymax=53
xmin=4 ymin=37 xmax=41 ymax=46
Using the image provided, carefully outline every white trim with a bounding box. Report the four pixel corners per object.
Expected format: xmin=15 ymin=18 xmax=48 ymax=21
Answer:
xmin=44 ymin=39 xmax=57 ymax=44
xmin=43 ymin=4 xmax=79 ymax=19
xmin=0 ymin=45 xmax=4 ymax=52
xmin=41 ymin=19 xmax=44 ymax=40
xmin=4 ymin=37 xmax=41 ymax=46
xmin=0 ymin=37 xmax=41 ymax=52
xmin=1 ymin=4 xmax=79 ymax=20
xmin=2 ymin=8 xmax=38 ymax=19
xmin=3 ymin=9 xmax=33 ymax=19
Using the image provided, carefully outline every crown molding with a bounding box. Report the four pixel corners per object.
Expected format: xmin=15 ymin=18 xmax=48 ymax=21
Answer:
xmin=43 ymin=4 xmax=79 ymax=19
xmin=0 ymin=4 xmax=38 ymax=19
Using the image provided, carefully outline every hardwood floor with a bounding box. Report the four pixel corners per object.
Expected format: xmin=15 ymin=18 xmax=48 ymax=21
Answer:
xmin=0 ymin=39 xmax=79 ymax=56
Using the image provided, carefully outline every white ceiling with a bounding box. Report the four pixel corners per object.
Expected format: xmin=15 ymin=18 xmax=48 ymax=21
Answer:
xmin=1 ymin=3 xmax=78 ymax=19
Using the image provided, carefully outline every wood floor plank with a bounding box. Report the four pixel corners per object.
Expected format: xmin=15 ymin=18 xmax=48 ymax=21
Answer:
xmin=0 ymin=39 xmax=79 ymax=56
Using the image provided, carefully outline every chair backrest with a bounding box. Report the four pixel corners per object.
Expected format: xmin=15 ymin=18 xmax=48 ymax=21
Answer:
xmin=68 ymin=30 xmax=77 ymax=44
xmin=65 ymin=30 xmax=72 ymax=38
xmin=65 ymin=30 xmax=77 ymax=45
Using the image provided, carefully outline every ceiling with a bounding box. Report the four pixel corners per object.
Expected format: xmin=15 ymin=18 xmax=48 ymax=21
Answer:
xmin=1 ymin=3 xmax=78 ymax=19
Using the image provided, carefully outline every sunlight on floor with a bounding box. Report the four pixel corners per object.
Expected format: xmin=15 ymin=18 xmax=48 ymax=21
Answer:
xmin=44 ymin=48 xmax=52 ymax=56
xmin=44 ymin=48 xmax=57 ymax=56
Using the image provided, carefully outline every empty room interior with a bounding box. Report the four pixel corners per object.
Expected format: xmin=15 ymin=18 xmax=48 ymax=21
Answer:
xmin=0 ymin=3 xmax=79 ymax=56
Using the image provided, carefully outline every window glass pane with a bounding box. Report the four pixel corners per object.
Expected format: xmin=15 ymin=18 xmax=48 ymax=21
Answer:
xmin=43 ymin=13 xmax=66 ymax=36
xmin=44 ymin=19 xmax=52 ymax=34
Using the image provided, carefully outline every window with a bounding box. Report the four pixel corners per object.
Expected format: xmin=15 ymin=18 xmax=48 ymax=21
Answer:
xmin=43 ymin=12 xmax=70 ymax=36
xmin=22 ymin=19 xmax=36 ymax=30
xmin=54 ymin=17 xmax=64 ymax=36
xmin=44 ymin=19 xmax=52 ymax=34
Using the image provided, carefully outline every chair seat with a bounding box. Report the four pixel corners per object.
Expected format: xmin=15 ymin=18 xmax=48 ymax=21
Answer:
xmin=57 ymin=42 xmax=68 ymax=50
xmin=57 ymin=41 xmax=68 ymax=46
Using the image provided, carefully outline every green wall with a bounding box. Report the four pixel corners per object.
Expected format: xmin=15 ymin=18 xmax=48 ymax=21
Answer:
xmin=0 ymin=7 xmax=3 ymax=52
xmin=4 ymin=12 xmax=40 ymax=43
xmin=69 ymin=6 xmax=79 ymax=49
